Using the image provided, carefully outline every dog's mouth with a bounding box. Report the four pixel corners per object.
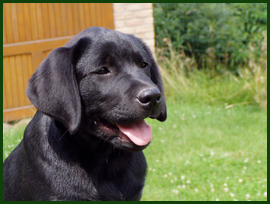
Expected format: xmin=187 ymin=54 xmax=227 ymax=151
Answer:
xmin=95 ymin=118 xmax=152 ymax=147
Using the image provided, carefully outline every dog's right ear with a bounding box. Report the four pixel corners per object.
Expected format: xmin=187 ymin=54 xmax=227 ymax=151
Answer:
xmin=26 ymin=38 xmax=90 ymax=134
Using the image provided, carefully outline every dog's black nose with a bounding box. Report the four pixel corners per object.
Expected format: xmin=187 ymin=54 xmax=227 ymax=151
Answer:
xmin=137 ymin=88 xmax=161 ymax=108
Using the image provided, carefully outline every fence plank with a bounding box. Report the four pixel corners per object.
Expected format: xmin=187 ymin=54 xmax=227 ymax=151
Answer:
xmin=4 ymin=4 xmax=13 ymax=43
xmin=21 ymin=55 xmax=30 ymax=105
xmin=15 ymin=55 xmax=25 ymax=107
xmin=72 ymin=4 xmax=81 ymax=34
xmin=3 ymin=6 xmax=7 ymax=44
xmin=32 ymin=52 xmax=45 ymax=71
xmin=3 ymin=65 xmax=7 ymax=109
xmin=3 ymin=58 xmax=13 ymax=108
xmin=61 ymin=3 xmax=68 ymax=36
xmin=11 ymin=3 xmax=20 ymax=43
xmin=30 ymin=3 xmax=39 ymax=41
xmin=9 ymin=56 xmax=20 ymax=108
xmin=41 ymin=3 xmax=51 ymax=39
xmin=16 ymin=3 xmax=25 ymax=42
xmin=54 ymin=3 xmax=63 ymax=37
xmin=22 ymin=3 xmax=32 ymax=42
xmin=48 ymin=3 xmax=56 ymax=38
xmin=78 ymin=4 xmax=86 ymax=31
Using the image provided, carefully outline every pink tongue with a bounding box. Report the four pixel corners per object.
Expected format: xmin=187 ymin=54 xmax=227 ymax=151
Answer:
xmin=117 ymin=120 xmax=152 ymax=146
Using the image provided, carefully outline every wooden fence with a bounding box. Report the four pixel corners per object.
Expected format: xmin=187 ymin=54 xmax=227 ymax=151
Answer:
xmin=3 ymin=3 xmax=114 ymax=122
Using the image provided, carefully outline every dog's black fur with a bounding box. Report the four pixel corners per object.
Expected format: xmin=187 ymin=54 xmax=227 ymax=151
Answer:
xmin=3 ymin=27 xmax=166 ymax=201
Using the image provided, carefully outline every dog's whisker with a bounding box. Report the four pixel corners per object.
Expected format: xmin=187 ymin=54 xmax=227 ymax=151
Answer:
xmin=58 ymin=129 xmax=69 ymax=142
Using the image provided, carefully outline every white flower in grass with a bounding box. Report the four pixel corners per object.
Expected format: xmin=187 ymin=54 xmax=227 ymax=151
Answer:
xmin=211 ymin=188 xmax=215 ymax=193
xmin=210 ymin=183 xmax=214 ymax=188
xmin=239 ymin=179 xmax=243 ymax=183
xmin=229 ymin=192 xmax=235 ymax=197
xmin=216 ymin=198 xmax=219 ymax=201
xmin=181 ymin=114 xmax=185 ymax=120
xmin=243 ymin=166 xmax=247 ymax=170
xmin=257 ymin=160 xmax=261 ymax=163
xmin=177 ymin=185 xmax=181 ymax=189
xmin=168 ymin=172 xmax=172 ymax=176
xmin=194 ymin=188 xmax=198 ymax=193
xmin=264 ymin=192 xmax=267 ymax=197
xmin=245 ymin=193 xmax=250 ymax=199
xmin=226 ymin=176 xmax=230 ymax=180
xmin=223 ymin=183 xmax=227 ymax=187
xmin=182 ymin=184 xmax=186 ymax=189
xmin=170 ymin=180 xmax=174 ymax=183
xmin=172 ymin=189 xmax=179 ymax=194
xmin=186 ymin=180 xmax=190 ymax=184
xmin=224 ymin=187 xmax=229 ymax=192
xmin=181 ymin=175 xmax=185 ymax=180
xmin=173 ymin=125 xmax=177 ymax=129
xmin=164 ymin=174 xmax=168 ymax=178
xmin=244 ymin=158 xmax=249 ymax=163
xmin=233 ymin=198 xmax=238 ymax=201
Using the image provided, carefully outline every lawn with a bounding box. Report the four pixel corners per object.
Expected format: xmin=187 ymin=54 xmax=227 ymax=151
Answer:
xmin=3 ymin=99 xmax=267 ymax=201
xmin=141 ymin=100 xmax=267 ymax=201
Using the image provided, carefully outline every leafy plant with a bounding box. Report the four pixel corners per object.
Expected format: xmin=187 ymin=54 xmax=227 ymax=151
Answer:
xmin=153 ymin=3 xmax=267 ymax=72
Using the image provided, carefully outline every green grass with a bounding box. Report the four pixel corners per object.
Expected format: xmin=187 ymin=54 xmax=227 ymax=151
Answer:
xmin=141 ymin=100 xmax=267 ymax=201
xmin=3 ymin=124 xmax=27 ymax=161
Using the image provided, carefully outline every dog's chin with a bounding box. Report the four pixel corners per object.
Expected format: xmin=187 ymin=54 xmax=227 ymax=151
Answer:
xmin=94 ymin=118 xmax=151 ymax=152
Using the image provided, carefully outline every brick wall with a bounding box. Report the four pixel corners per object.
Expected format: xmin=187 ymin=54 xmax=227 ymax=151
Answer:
xmin=113 ymin=3 xmax=155 ymax=54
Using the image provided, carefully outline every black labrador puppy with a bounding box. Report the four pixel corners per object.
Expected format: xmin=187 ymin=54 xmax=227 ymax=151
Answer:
xmin=3 ymin=27 xmax=166 ymax=201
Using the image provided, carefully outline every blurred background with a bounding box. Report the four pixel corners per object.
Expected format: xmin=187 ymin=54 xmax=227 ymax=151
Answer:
xmin=3 ymin=3 xmax=267 ymax=201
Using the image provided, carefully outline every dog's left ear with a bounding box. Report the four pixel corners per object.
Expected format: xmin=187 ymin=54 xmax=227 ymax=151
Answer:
xmin=134 ymin=37 xmax=167 ymax=122
xmin=26 ymin=38 xmax=89 ymax=134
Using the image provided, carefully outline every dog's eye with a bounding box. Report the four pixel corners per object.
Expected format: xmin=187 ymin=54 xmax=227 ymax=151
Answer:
xmin=96 ymin=67 xmax=110 ymax=75
xmin=141 ymin=62 xmax=148 ymax=68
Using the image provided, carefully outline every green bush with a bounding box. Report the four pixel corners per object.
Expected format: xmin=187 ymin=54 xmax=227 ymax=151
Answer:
xmin=154 ymin=3 xmax=267 ymax=72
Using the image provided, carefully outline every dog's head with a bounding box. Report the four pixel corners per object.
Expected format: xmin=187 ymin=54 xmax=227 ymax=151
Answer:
xmin=27 ymin=27 xmax=166 ymax=152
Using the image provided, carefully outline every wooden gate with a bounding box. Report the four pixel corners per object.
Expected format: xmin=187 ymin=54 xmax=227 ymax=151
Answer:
xmin=3 ymin=3 xmax=114 ymax=122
